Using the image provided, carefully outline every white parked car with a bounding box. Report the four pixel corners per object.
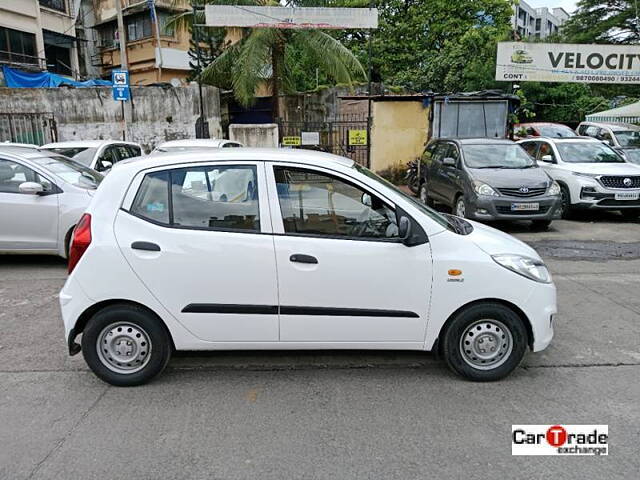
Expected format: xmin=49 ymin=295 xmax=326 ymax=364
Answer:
xmin=518 ymin=137 xmax=640 ymax=218
xmin=0 ymin=146 xmax=102 ymax=257
xmin=60 ymin=149 xmax=556 ymax=386
xmin=41 ymin=140 xmax=143 ymax=174
xmin=150 ymin=138 xmax=243 ymax=155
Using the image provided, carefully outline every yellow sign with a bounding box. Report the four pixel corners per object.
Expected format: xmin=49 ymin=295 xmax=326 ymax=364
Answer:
xmin=282 ymin=136 xmax=302 ymax=146
xmin=348 ymin=129 xmax=367 ymax=146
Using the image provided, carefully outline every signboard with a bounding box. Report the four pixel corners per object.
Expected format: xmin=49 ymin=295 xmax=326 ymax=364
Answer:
xmin=282 ymin=136 xmax=302 ymax=146
xmin=301 ymin=131 xmax=320 ymax=145
xmin=496 ymin=42 xmax=640 ymax=84
xmin=111 ymin=69 xmax=130 ymax=101
xmin=348 ymin=129 xmax=367 ymax=146
xmin=204 ymin=6 xmax=378 ymax=29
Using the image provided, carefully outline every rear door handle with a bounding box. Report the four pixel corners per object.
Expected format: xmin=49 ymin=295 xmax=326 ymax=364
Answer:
xmin=290 ymin=254 xmax=318 ymax=264
xmin=131 ymin=241 xmax=161 ymax=252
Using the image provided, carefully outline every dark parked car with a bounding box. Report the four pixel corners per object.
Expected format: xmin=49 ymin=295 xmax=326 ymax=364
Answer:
xmin=417 ymin=138 xmax=562 ymax=228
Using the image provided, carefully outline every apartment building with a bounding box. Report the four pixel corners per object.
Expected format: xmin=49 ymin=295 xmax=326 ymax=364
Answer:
xmin=0 ymin=0 xmax=81 ymax=77
xmin=512 ymin=1 xmax=570 ymax=39
xmin=93 ymin=0 xmax=191 ymax=85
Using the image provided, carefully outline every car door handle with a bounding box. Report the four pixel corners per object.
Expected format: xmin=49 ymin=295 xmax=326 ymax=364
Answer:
xmin=290 ymin=254 xmax=318 ymax=264
xmin=131 ymin=241 xmax=161 ymax=252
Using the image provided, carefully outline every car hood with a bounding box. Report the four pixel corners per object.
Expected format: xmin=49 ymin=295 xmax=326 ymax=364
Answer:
xmin=468 ymin=166 xmax=550 ymax=188
xmin=561 ymin=162 xmax=640 ymax=175
xmin=465 ymin=219 xmax=542 ymax=260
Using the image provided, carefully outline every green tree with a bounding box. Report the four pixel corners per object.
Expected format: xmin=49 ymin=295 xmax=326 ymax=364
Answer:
xmin=563 ymin=0 xmax=640 ymax=44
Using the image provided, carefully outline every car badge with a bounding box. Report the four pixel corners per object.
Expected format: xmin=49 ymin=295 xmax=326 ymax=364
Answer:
xmin=519 ymin=186 xmax=530 ymax=193
xmin=623 ymin=177 xmax=632 ymax=187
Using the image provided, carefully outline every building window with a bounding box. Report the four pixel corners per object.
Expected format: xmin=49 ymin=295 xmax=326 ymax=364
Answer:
xmin=535 ymin=18 xmax=541 ymax=31
xmin=39 ymin=0 xmax=67 ymax=14
xmin=0 ymin=27 xmax=37 ymax=66
xmin=127 ymin=14 xmax=152 ymax=42
xmin=99 ymin=24 xmax=117 ymax=48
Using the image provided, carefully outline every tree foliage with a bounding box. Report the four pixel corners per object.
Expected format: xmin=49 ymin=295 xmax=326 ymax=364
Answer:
xmin=563 ymin=0 xmax=640 ymax=44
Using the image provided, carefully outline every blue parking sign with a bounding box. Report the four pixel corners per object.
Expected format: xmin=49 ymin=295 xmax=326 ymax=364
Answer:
xmin=112 ymin=70 xmax=130 ymax=101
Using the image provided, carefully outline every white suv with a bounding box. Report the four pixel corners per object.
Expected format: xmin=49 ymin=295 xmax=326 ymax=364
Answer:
xmin=60 ymin=149 xmax=556 ymax=385
xmin=518 ymin=137 xmax=640 ymax=219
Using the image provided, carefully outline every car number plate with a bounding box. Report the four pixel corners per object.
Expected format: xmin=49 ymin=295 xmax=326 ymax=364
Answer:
xmin=614 ymin=192 xmax=639 ymax=200
xmin=511 ymin=203 xmax=539 ymax=211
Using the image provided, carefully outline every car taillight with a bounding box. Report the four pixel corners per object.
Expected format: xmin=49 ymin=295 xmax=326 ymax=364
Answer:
xmin=68 ymin=213 xmax=91 ymax=273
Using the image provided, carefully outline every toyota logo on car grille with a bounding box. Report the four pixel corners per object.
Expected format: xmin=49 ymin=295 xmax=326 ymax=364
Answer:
xmin=519 ymin=186 xmax=530 ymax=193
xmin=623 ymin=177 xmax=632 ymax=187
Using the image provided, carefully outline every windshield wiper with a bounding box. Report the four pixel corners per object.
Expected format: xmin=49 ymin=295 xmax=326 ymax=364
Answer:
xmin=477 ymin=165 xmax=508 ymax=169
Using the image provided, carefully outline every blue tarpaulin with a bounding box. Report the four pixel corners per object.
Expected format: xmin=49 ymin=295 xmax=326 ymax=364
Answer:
xmin=2 ymin=66 xmax=111 ymax=88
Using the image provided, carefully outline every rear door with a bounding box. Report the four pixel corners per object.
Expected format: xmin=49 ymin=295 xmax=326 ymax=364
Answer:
xmin=0 ymin=158 xmax=59 ymax=251
xmin=115 ymin=161 xmax=279 ymax=342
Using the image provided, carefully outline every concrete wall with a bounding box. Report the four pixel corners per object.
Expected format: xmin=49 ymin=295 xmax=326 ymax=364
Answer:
xmin=0 ymin=84 xmax=222 ymax=152
xmin=229 ymin=123 xmax=279 ymax=147
xmin=370 ymin=101 xmax=429 ymax=172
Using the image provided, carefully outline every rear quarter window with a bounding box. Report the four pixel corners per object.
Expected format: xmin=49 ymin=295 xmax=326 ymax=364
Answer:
xmin=130 ymin=171 xmax=170 ymax=224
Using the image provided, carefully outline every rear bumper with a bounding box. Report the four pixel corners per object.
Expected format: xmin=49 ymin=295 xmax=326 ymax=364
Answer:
xmin=466 ymin=194 xmax=561 ymax=221
xmin=59 ymin=276 xmax=94 ymax=355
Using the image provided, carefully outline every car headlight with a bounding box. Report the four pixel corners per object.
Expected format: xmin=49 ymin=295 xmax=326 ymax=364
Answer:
xmin=547 ymin=181 xmax=561 ymax=196
xmin=492 ymin=254 xmax=552 ymax=283
xmin=473 ymin=180 xmax=499 ymax=196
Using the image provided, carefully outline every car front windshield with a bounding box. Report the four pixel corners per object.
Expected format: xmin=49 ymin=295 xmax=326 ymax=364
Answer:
xmin=622 ymin=148 xmax=640 ymax=164
xmin=556 ymin=142 xmax=625 ymax=163
xmin=614 ymin=130 xmax=640 ymax=147
xmin=46 ymin=147 xmax=97 ymax=166
xmin=353 ymin=163 xmax=454 ymax=231
xmin=462 ymin=144 xmax=536 ymax=169
xmin=537 ymin=125 xmax=577 ymax=138
xmin=30 ymin=155 xmax=103 ymax=189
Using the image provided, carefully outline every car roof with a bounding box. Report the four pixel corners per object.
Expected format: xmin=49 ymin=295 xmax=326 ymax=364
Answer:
xmin=514 ymin=122 xmax=570 ymax=127
xmin=155 ymin=139 xmax=236 ymax=148
xmin=41 ymin=140 xmax=139 ymax=148
xmin=579 ymin=121 xmax=640 ymax=131
xmin=0 ymin=145 xmax=74 ymax=163
xmin=434 ymin=138 xmax=516 ymax=145
xmin=519 ymin=136 xmax=600 ymax=143
xmin=117 ymin=148 xmax=354 ymax=172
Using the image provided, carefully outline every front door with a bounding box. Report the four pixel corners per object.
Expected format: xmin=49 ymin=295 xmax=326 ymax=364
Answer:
xmin=0 ymin=158 xmax=59 ymax=252
xmin=115 ymin=161 xmax=279 ymax=342
xmin=267 ymin=164 xmax=432 ymax=344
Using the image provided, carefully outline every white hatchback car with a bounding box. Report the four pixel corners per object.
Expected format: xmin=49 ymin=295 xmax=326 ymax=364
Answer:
xmin=0 ymin=146 xmax=102 ymax=257
xmin=42 ymin=140 xmax=143 ymax=174
xmin=60 ymin=149 xmax=556 ymax=386
xmin=518 ymin=137 xmax=640 ymax=218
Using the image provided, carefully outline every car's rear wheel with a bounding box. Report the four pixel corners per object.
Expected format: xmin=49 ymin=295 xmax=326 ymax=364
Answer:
xmin=442 ymin=303 xmax=528 ymax=381
xmin=82 ymin=304 xmax=172 ymax=386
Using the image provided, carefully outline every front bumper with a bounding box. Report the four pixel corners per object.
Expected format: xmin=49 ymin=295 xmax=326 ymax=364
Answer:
xmin=574 ymin=187 xmax=640 ymax=209
xmin=522 ymin=280 xmax=556 ymax=352
xmin=466 ymin=194 xmax=561 ymax=221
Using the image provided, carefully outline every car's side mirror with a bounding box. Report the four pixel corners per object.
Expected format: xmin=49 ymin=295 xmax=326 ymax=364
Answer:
xmin=539 ymin=155 xmax=555 ymax=163
xmin=361 ymin=192 xmax=372 ymax=207
xmin=18 ymin=181 xmax=44 ymax=195
xmin=100 ymin=160 xmax=113 ymax=170
xmin=398 ymin=216 xmax=412 ymax=244
xmin=442 ymin=157 xmax=456 ymax=167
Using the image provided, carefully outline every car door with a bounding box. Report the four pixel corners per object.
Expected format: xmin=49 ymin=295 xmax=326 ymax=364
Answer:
xmin=441 ymin=143 xmax=463 ymax=205
xmin=0 ymin=158 xmax=59 ymax=251
xmin=115 ymin=161 xmax=279 ymax=342
xmin=267 ymin=163 xmax=431 ymax=344
xmin=427 ymin=142 xmax=449 ymax=202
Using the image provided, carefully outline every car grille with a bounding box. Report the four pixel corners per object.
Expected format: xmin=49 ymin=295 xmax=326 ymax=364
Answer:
xmin=599 ymin=176 xmax=640 ymax=189
xmin=496 ymin=205 xmax=551 ymax=214
xmin=497 ymin=187 xmax=547 ymax=197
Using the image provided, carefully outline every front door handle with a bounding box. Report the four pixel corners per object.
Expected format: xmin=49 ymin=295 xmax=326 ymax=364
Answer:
xmin=290 ymin=254 xmax=318 ymax=264
xmin=131 ymin=241 xmax=161 ymax=252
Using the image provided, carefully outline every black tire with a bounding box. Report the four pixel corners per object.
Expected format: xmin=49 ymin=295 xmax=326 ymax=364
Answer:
xmin=620 ymin=209 xmax=640 ymax=219
xmin=418 ymin=183 xmax=433 ymax=207
xmin=531 ymin=219 xmax=552 ymax=231
xmin=82 ymin=304 xmax=172 ymax=386
xmin=559 ymin=184 xmax=573 ymax=219
xmin=442 ymin=303 xmax=528 ymax=381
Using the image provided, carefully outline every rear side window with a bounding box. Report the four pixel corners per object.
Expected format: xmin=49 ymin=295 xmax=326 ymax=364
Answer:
xmin=130 ymin=171 xmax=170 ymax=224
xmin=130 ymin=165 xmax=260 ymax=232
xmin=127 ymin=145 xmax=142 ymax=157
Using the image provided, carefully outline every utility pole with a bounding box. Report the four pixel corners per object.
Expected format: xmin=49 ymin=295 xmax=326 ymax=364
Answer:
xmin=115 ymin=0 xmax=129 ymax=140
xmin=149 ymin=0 xmax=163 ymax=82
xmin=193 ymin=2 xmax=207 ymax=138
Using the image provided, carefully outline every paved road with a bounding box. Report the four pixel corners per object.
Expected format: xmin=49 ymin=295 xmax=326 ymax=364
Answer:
xmin=1 ymin=214 xmax=639 ymax=479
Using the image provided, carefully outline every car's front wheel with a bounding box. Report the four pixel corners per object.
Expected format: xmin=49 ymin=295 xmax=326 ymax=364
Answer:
xmin=454 ymin=195 xmax=467 ymax=218
xmin=442 ymin=303 xmax=528 ymax=381
xmin=82 ymin=304 xmax=172 ymax=386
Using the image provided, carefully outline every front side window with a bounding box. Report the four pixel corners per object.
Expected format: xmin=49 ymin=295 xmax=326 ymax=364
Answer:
xmin=130 ymin=165 xmax=260 ymax=231
xmin=0 ymin=159 xmax=48 ymax=194
xmin=520 ymin=141 xmax=539 ymax=158
xmin=274 ymin=166 xmax=398 ymax=240
xmin=538 ymin=142 xmax=557 ymax=162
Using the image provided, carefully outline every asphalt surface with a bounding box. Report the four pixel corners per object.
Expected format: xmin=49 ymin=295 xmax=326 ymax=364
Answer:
xmin=1 ymin=212 xmax=639 ymax=479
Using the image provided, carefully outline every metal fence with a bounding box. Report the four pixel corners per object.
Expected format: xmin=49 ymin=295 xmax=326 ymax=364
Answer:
xmin=278 ymin=114 xmax=370 ymax=167
xmin=0 ymin=113 xmax=57 ymax=145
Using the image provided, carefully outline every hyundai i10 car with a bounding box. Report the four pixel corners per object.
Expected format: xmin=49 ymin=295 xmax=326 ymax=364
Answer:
xmin=60 ymin=149 xmax=556 ymax=386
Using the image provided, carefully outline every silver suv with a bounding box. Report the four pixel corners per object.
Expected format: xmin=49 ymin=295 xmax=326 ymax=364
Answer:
xmin=577 ymin=121 xmax=640 ymax=164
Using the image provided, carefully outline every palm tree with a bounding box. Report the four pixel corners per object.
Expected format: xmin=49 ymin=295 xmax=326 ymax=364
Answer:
xmin=174 ymin=0 xmax=367 ymax=119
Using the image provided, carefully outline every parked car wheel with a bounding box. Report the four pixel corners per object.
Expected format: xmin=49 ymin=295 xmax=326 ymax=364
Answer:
xmin=531 ymin=220 xmax=552 ymax=231
xmin=558 ymin=185 xmax=573 ymax=219
xmin=419 ymin=183 xmax=434 ymax=207
xmin=620 ymin=209 xmax=640 ymax=219
xmin=82 ymin=304 xmax=172 ymax=386
xmin=442 ymin=303 xmax=528 ymax=381
xmin=454 ymin=195 xmax=467 ymax=218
